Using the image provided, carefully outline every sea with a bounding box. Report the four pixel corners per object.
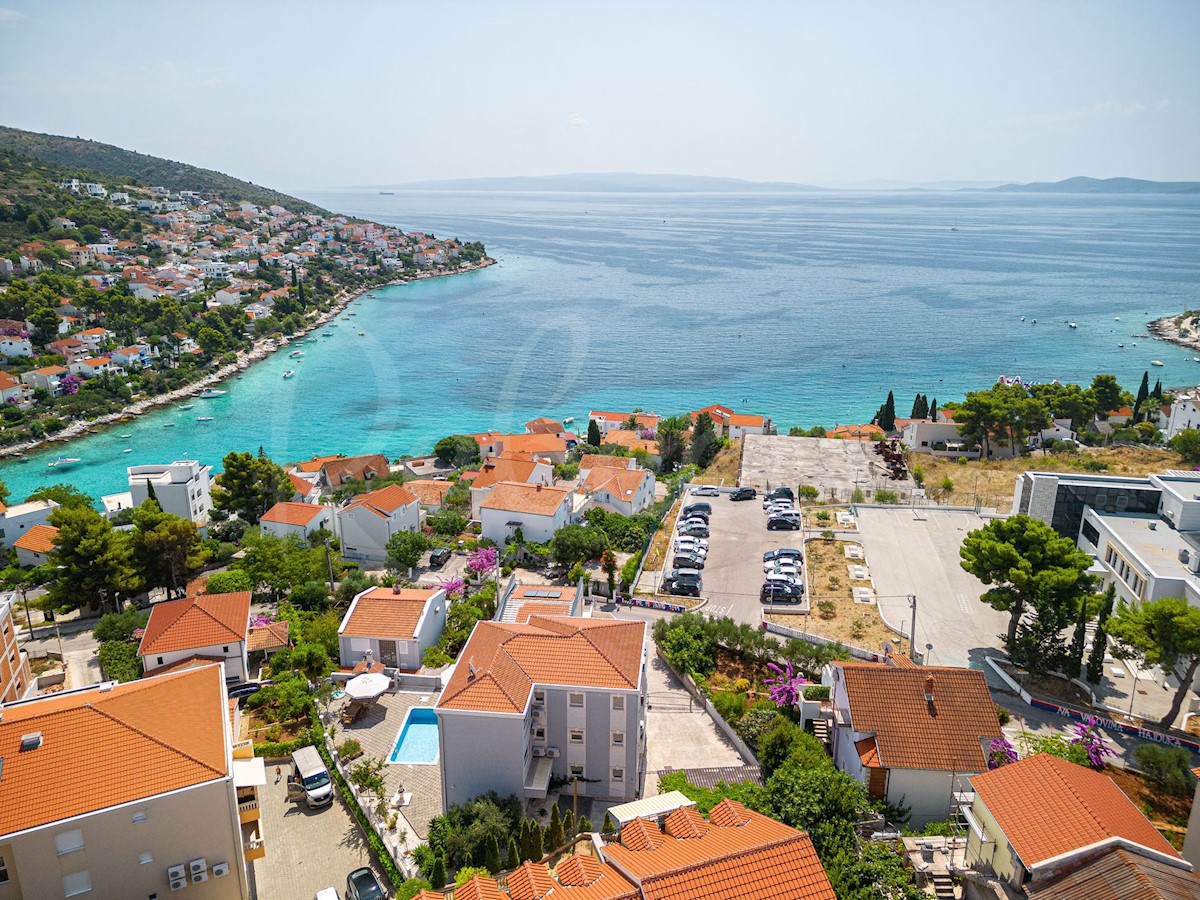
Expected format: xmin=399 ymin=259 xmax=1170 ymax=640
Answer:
xmin=4 ymin=190 xmax=1199 ymax=504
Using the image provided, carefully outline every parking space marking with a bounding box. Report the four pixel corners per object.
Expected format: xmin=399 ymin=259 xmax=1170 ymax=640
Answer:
xmin=957 ymin=593 xmax=971 ymax=614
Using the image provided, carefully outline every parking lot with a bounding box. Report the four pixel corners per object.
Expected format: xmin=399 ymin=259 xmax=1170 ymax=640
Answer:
xmin=741 ymin=434 xmax=915 ymax=502
xmin=660 ymin=488 xmax=807 ymax=624
xmin=854 ymin=507 xmax=1010 ymax=668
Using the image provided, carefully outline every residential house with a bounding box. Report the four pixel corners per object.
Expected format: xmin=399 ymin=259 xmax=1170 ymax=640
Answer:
xmin=1166 ymin=390 xmax=1200 ymax=439
xmin=75 ymin=327 xmax=113 ymax=351
xmin=827 ymin=423 xmax=886 ymax=441
xmin=404 ymin=479 xmax=453 ymax=512
xmin=525 ymin=416 xmax=567 ymax=436
xmin=287 ymin=471 xmax=319 ymax=503
xmin=599 ymin=430 xmax=660 ymax=461
xmin=1030 ymin=417 xmax=1078 ymax=450
xmin=1107 ymin=406 xmax=1135 ymax=426
xmin=1024 ymin=847 xmax=1200 ymax=900
xmin=20 ymin=365 xmax=69 ymax=397
xmin=47 ymin=338 xmax=89 ymax=364
xmin=578 ymin=454 xmax=636 ymax=480
xmin=480 ymin=482 xmax=575 ymax=545
xmin=335 ymin=483 xmax=421 ymax=564
xmin=13 ymin=524 xmax=58 ymax=567
xmin=436 ymin=616 xmax=648 ymax=808
xmin=259 ymin=502 xmax=334 ymax=541
xmin=692 ymin=405 xmax=771 ymax=439
xmin=469 ymin=457 xmax=554 ymax=521
xmin=138 ymin=591 xmax=252 ymax=682
xmin=900 ymin=418 xmax=978 ymax=457
xmin=0 ymin=499 xmax=59 ymax=549
xmin=337 ymin=586 xmax=448 ymax=671
xmin=589 ymin=410 xmax=661 ymax=436
xmin=497 ymin=432 xmax=570 ymax=464
xmin=965 ymin=753 xmax=1190 ymax=892
xmin=295 ymin=453 xmax=390 ymax=493
xmin=1 ymin=590 xmax=33 ymax=703
xmin=110 ymin=343 xmax=157 ymax=369
xmin=824 ymin=662 xmax=1003 ymax=826
xmin=0 ymin=372 xmax=28 ymax=405
xmin=0 ymin=336 xmax=33 ymax=358
xmin=0 ymin=665 xmax=258 ymax=900
xmin=129 ymin=460 xmax=214 ymax=524
xmin=68 ymin=357 xmax=119 ymax=379
xmin=579 ymin=465 xmax=656 ymax=516
xmin=494 ymin=580 xmax=582 ymax=624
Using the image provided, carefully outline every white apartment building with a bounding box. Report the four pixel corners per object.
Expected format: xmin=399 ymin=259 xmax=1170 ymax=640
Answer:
xmin=128 ymin=460 xmax=213 ymax=523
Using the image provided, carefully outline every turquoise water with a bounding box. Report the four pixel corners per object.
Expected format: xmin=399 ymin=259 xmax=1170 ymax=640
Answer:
xmin=2 ymin=190 xmax=1199 ymax=503
xmin=389 ymin=707 xmax=439 ymax=764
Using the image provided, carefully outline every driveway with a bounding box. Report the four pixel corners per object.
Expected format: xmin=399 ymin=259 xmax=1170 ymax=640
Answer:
xmin=251 ymin=762 xmax=389 ymax=900
xmin=643 ymin=655 xmax=745 ymax=795
xmin=855 ymin=507 xmax=1009 ymax=668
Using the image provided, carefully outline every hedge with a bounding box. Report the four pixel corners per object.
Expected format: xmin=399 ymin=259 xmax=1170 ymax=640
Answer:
xmin=97 ymin=640 xmax=142 ymax=682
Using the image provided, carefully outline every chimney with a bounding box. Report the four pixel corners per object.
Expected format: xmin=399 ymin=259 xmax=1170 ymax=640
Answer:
xmin=536 ymin=483 xmax=542 ymax=492
xmin=467 ymin=660 xmax=477 ymax=680
xmin=392 ymin=583 xmax=402 ymax=594
xmin=924 ymin=674 xmax=935 ymax=702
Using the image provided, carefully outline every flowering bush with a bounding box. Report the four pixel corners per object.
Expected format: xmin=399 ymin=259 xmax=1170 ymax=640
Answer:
xmin=987 ymin=735 xmax=1018 ymax=769
xmin=1069 ymin=716 xmax=1117 ymax=770
xmin=764 ymin=660 xmax=807 ymax=709
xmin=467 ymin=546 xmax=497 ymax=577
xmin=60 ymin=374 xmax=83 ymax=396
xmin=250 ymin=613 xmax=277 ymax=629
xmin=438 ymin=577 xmax=466 ymax=601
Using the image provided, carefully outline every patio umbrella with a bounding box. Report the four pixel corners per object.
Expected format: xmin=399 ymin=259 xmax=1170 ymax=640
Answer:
xmin=344 ymin=671 xmax=391 ymax=701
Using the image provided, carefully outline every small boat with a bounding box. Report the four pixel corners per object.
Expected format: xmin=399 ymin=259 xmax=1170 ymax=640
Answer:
xmin=17 ymin=456 xmax=29 ymax=463
xmin=1117 ymin=343 xmax=1124 ymax=348
xmin=1068 ymin=322 xmax=1077 ymax=329
xmin=330 ymin=323 xmax=338 ymax=327
xmin=290 ymin=350 xmax=303 ymax=358
xmin=1115 ymin=316 xmax=1121 ymax=321
xmin=562 ymin=416 xmax=575 ymax=424
xmin=1151 ymin=360 xmax=1164 ymax=367
xmin=306 ymin=338 xmax=318 ymax=343
xmin=1131 ymin=342 xmax=1137 ymax=347
xmin=357 ymin=331 xmax=365 ymax=336
xmin=321 ymin=331 xmax=333 ymax=337
xmin=196 ymin=416 xmax=214 ymax=422
xmin=198 ymin=389 xmax=226 ymax=398
xmin=283 ymin=370 xmax=295 ymax=379
xmin=120 ymin=433 xmax=132 ymax=438
xmin=123 ymin=448 xmax=132 ymax=453
xmin=163 ymin=423 xmax=175 ymax=428
xmin=379 ymin=191 xmax=394 ymax=195
xmin=48 ymin=456 xmax=81 ymax=468
xmin=1020 ymin=315 xmax=1025 ymax=321
xmin=178 ymin=403 xmax=194 ymax=410
xmin=348 ymin=312 xmax=357 ymax=316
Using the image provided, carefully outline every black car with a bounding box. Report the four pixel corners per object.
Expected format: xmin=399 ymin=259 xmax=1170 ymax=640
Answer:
xmin=682 ymin=502 xmax=712 ymax=517
xmin=672 ymin=553 xmax=705 ymax=570
xmin=662 ymin=571 xmax=702 ymax=597
xmin=761 ymin=581 xmax=805 ymax=603
xmin=429 ymin=547 xmax=452 ymax=568
xmin=762 ymin=487 xmax=795 ymax=507
xmin=729 ymin=487 xmax=757 ymax=501
xmin=767 ymin=515 xmax=801 ymax=531
xmin=763 ymin=548 xmax=804 ymax=563
xmin=346 ymin=867 xmax=386 ymax=900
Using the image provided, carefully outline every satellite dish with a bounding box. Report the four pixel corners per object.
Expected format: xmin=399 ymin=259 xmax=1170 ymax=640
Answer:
xmin=882 ymin=641 xmax=895 ymax=656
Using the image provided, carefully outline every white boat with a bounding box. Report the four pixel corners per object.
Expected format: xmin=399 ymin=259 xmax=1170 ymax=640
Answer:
xmin=357 ymin=331 xmax=365 ymax=336
xmin=1115 ymin=316 xmax=1121 ymax=321
xmin=562 ymin=416 xmax=575 ymax=424
xmin=1020 ymin=316 xmax=1025 ymax=321
xmin=178 ymin=403 xmax=194 ymax=410
xmin=1151 ymin=360 xmax=1164 ymax=366
xmin=290 ymin=350 xmax=303 ymax=358
xmin=198 ymin=389 xmax=226 ymax=398
xmin=196 ymin=416 xmax=214 ymax=422
xmin=120 ymin=433 xmax=132 ymax=438
xmin=122 ymin=448 xmax=132 ymax=453
xmin=283 ymin=370 xmax=295 ymax=379
xmin=163 ymin=422 xmax=175 ymax=428
xmin=321 ymin=331 xmax=333 ymax=337
xmin=48 ymin=456 xmax=81 ymax=468
xmin=1068 ymin=322 xmax=1077 ymax=329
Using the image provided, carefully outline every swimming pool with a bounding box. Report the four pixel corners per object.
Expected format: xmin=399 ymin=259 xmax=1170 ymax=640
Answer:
xmin=389 ymin=707 xmax=439 ymax=764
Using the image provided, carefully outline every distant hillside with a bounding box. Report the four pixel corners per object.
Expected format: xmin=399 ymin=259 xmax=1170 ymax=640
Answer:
xmin=986 ymin=176 xmax=1200 ymax=195
xmin=391 ymin=172 xmax=826 ymax=193
xmin=0 ymin=125 xmax=328 ymax=213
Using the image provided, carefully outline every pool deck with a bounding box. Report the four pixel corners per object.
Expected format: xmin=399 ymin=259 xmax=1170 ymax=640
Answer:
xmin=337 ymin=690 xmax=443 ymax=840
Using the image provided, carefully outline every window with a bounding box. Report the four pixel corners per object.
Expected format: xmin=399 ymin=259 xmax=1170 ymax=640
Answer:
xmin=63 ymin=870 xmax=92 ymax=896
xmin=569 ymin=728 xmax=584 ymax=743
xmin=0 ymin=855 xmax=8 ymax=884
xmin=222 ymin=646 xmax=229 ymax=654
xmin=612 ymin=731 xmax=625 ymax=746
xmin=569 ymin=692 xmax=584 ymax=707
xmin=132 ymin=811 xmax=147 ymax=824
xmin=533 ymin=727 xmax=545 ymax=740
xmin=156 ymin=656 xmax=164 ymax=666
xmin=139 ymin=852 xmax=153 ymax=865
xmin=533 ymin=689 xmax=545 ymax=703
xmin=55 ymin=829 xmax=85 ymax=855
xmin=611 ymin=767 xmax=625 ymax=782
xmin=569 ymin=764 xmax=584 ymax=778
xmin=611 ymin=695 xmax=624 ymax=711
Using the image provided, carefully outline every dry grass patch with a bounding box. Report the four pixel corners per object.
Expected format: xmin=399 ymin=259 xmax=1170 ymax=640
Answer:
xmin=693 ymin=439 xmax=743 ymax=486
xmin=916 ymin=447 xmax=1179 ymax=513
xmin=1106 ymin=765 xmax=1192 ymax=849
xmin=642 ymin=497 xmax=681 ymax=576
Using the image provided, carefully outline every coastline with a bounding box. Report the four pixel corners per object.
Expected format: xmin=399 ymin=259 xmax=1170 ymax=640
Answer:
xmin=1148 ymin=314 xmax=1200 ymax=355
xmin=0 ymin=258 xmax=495 ymax=461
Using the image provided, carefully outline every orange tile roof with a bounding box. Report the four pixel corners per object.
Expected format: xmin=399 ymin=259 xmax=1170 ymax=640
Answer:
xmin=438 ymin=617 xmax=645 ymax=713
xmin=581 ymin=467 xmax=649 ymax=501
xmin=472 ymin=458 xmax=543 ymax=491
xmin=31 ymin=365 xmax=68 ymax=375
xmin=288 ymin=471 xmax=314 ymax=496
xmin=261 ymin=501 xmax=330 ymax=527
xmin=1024 ymin=847 xmax=1200 ymax=900
xmin=322 ymin=453 xmax=391 ymax=485
xmin=525 ymin=417 xmax=566 ymax=434
xmin=0 ymin=665 xmax=228 ymax=835
xmin=343 ymin=482 xmax=418 ymax=518
xmin=604 ymin=799 xmax=836 ymax=900
xmin=970 ymin=754 xmax=1181 ymax=870
xmin=453 ymin=876 xmax=506 ymax=900
xmin=14 ymin=523 xmax=58 ymax=554
xmin=295 ymin=453 xmax=343 ymax=473
xmin=836 ymin=663 xmax=1001 ymax=771
xmin=246 ymin=621 xmax=290 ymax=652
xmin=481 ymin=482 xmax=573 ymax=517
xmin=501 ymin=433 xmax=568 ymax=455
xmin=148 ymin=653 xmax=228 ymax=676
xmin=138 ymin=591 xmax=251 ymax=656
xmin=726 ymin=412 xmax=766 ymax=427
xmin=855 ymin=737 xmax=881 ymax=768
xmin=406 ymin=479 xmax=453 ymax=506
xmin=826 ymin=423 xmax=885 ymax=440
xmin=341 ymin=587 xmax=441 ymax=639
xmin=589 ymin=411 xmax=661 ymax=428
xmin=579 ymin=454 xmax=635 ymax=472
xmin=600 ymin=430 xmax=658 ymax=454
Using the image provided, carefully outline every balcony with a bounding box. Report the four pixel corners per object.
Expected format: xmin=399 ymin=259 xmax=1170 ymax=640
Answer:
xmin=238 ymin=795 xmax=260 ymax=824
xmin=523 ymin=755 xmax=553 ymax=799
xmin=242 ymin=820 xmax=266 ymax=862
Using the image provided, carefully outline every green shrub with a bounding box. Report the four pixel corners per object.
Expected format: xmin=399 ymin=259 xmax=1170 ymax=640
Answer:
xmin=995 ymin=705 xmax=1011 ymax=726
xmin=874 ymin=489 xmax=899 ymax=504
xmin=712 ymin=690 xmax=748 ymax=724
xmin=422 ymin=646 xmax=454 ymax=668
xmin=93 ymin=608 xmax=150 ymax=643
xmin=1133 ymin=744 xmax=1196 ymax=796
xmin=733 ymin=677 xmax=752 ymax=693
xmin=204 ymin=569 xmax=252 ymax=593
xmin=817 ymin=600 xmax=837 ymax=619
xmin=338 ymin=738 xmax=362 ymax=758
xmin=802 ymin=684 xmax=830 ymax=701
xmin=97 ymin=640 xmax=142 ymax=682
xmin=736 ymin=708 xmax=786 ymax=752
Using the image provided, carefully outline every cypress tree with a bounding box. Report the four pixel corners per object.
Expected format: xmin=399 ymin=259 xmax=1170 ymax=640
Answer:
xmin=1152 ymin=378 xmax=1163 ymax=401
xmin=529 ymin=821 xmax=545 ymax=860
xmin=1086 ymin=585 xmax=1116 ymax=684
xmin=144 ymin=478 xmax=158 ymax=504
xmin=601 ymin=810 xmax=615 ymax=834
xmin=1134 ymin=371 xmax=1150 ymax=418
xmin=577 ymin=815 xmax=593 ymax=834
xmin=546 ymin=802 xmax=564 ymax=852
xmin=519 ymin=819 xmax=532 ymax=861
xmin=563 ymin=807 xmax=575 ymax=840
xmin=879 ymin=391 xmax=897 ymax=433
xmin=929 ymin=398 xmax=938 ymax=420
xmin=587 ymin=418 xmax=601 ymax=447
xmin=911 ymin=394 xmax=929 ymax=419
xmin=1066 ymin=597 xmax=1089 ymax=679
xmin=506 ymin=836 xmax=520 ymax=871
xmin=430 ymin=853 xmax=446 ymax=889
xmin=484 ymin=833 xmax=502 ymax=875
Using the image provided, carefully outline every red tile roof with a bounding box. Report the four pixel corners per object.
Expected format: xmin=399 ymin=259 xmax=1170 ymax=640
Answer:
xmin=971 ymin=754 xmax=1181 ymax=870
xmin=453 ymin=876 xmax=506 ymax=900
xmin=14 ymin=523 xmax=58 ymax=554
xmin=406 ymin=479 xmax=453 ymax=507
xmin=600 ymin=430 xmax=659 ymax=454
xmin=288 ymin=471 xmax=314 ymax=496
xmin=580 ymin=467 xmax=650 ymax=502
xmin=836 ymin=663 xmax=1002 ymax=771
xmin=246 ymin=621 xmax=290 ymax=653
xmin=472 ymin=458 xmax=544 ymax=491
xmin=481 ymin=482 xmax=573 ymax=517
xmin=826 ymin=423 xmax=885 ymax=440
xmin=261 ymin=501 xmax=329 ymax=527
xmin=138 ymin=592 xmax=251 ymax=656
xmin=0 ymin=665 xmax=228 ymax=835
xmin=438 ymin=617 xmax=645 ymax=713
xmin=604 ymin=800 xmax=836 ymax=900
xmin=501 ymin=433 xmax=568 ymax=455
xmin=525 ymin=417 xmax=566 ymax=434
xmin=341 ymin=587 xmax=441 ymax=639
xmin=343 ymin=482 xmax=418 ymax=518
xmin=1024 ymin=847 xmax=1200 ymax=900
xmin=579 ymin=454 xmax=635 ymax=472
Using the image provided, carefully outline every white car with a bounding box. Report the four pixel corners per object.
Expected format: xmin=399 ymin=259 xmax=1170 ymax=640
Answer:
xmin=763 ymin=559 xmax=802 ymax=575
xmin=763 ymin=571 xmax=802 ymax=589
xmin=674 ymin=540 xmax=708 ymax=558
xmin=690 ymin=485 xmax=719 ymax=496
xmin=765 ymin=562 xmax=802 ymax=579
xmin=674 ymin=536 xmax=709 ymax=550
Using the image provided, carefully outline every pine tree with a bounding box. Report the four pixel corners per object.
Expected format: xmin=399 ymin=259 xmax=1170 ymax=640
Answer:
xmin=577 ymin=815 xmax=593 ymax=834
xmin=484 ymin=833 xmax=502 ymax=875
xmin=430 ymin=853 xmax=446 ymax=889
xmin=506 ymin=836 xmax=520 ymax=871
xmin=587 ymin=418 xmax=601 ymax=447
xmin=546 ymin=802 xmax=565 ymax=852
xmin=1086 ymin=584 xmax=1116 ymax=684
xmin=601 ymin=810 xmax=615 ymax=834
xmin=1066 ymin=596 xmax=1089 ymax=679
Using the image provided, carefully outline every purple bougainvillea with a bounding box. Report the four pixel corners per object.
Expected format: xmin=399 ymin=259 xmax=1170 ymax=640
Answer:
xmin=250 ymin=613 xmax=277 ymax=629
xmin=467 ymin=546 xmax=498 ymax=577
xmin=438 ymin=577 xmax=466 ymax=600
xmin=60 ymin=374 xmax=83 ymax=396
xmin=764 ymin=660 xmax=808 ymax=709
xmin=1069 ymin=716 xmax=1117 ymax=770
xmin=987 ymin=735 xmax=1018 ymax=770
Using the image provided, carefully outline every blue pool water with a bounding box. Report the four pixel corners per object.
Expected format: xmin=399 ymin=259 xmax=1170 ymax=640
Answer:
xmin=389 ymin=707 xmax=439 ymax=764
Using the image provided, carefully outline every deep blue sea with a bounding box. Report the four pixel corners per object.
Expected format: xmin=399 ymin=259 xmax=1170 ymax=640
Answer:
xmin=4 ymin=190 xmax=1199 ymax=503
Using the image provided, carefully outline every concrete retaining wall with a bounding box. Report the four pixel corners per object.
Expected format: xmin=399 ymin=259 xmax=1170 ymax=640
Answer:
xmin=763 ymin=619 xmax=885 ymax=662
xmin=655 ymin=647 xmax=759 ymax=766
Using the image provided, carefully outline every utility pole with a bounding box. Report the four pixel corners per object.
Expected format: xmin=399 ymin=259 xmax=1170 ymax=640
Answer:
xmin=908 ymin=595 xmax=918 ymax=661
xmin=323 ymin=537 xmax=336 ymax=594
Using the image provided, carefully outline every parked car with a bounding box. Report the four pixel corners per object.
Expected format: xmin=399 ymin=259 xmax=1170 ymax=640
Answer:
xmin=763 ymin=548 xmax=803 ymax=563
xmin=729 ymin=487 xmax=757 ymax=501
xmin=763 ymin=487 xmax=795 ymax=507
xmin=429 ymin=547 xmax=451 ymax=568
xmin=680 ymin=524 xmax=710 ymax=538
xmin=767 ymin=515 xmax=801 ymax=531
xmin=315 ymin=890 xmax=341 ymax=900
xmin=690 ymin=485 xmax=719 ymax=496
xmin=662 ymin=570 xmax=702 ymax=596
xmin=761 ymin=581 xmax=805 ymax=603
xmin=764 ymin=561 xmax=802 ymax=579
xmin=682 ymin=502 xmax=712 ymax=517
xmin=679 ymin=516 xmax=710 ymax=530
xmin=763 ymin=571 xmax=803 ymax=589
xmin=766 ymin=499 xmax=796 ymax=512
xmin=674 ymin=536 xmax=709 ymax=550
xmin=345 ymin=868 xmax=386 ymax=900
xmin=673 ymin=553 xmax=705 ymax=570
xmin=673 ymin=541 xmax=708 ymax=558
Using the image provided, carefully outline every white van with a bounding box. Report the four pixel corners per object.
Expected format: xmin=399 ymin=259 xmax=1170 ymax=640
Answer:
xmin=288 ymin=745 xmax=333 ymax=808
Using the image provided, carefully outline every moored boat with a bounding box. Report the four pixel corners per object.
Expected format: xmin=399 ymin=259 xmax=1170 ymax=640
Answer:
xmin=283 ymin=370 xmax=295 ymax=379
xmin=198 ymin=388 xmax=227 ymax=398
xmin=48 ymin=456 xmax=81 ymax=468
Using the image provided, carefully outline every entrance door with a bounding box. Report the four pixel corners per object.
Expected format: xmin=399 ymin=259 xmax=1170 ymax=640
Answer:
xmin=378 ymin=640 xmax=398 ymax=667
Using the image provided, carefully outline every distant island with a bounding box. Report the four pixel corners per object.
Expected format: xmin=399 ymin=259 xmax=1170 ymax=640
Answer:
xmin=984 ymin=176 xmax=1200 ymax=195
xmin=389 ymin=172 xmax=826 ymax=193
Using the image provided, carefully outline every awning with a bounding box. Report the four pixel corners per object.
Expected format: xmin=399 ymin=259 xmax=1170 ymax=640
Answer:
xmin=233 ymin=757 xmax=267 ymax=788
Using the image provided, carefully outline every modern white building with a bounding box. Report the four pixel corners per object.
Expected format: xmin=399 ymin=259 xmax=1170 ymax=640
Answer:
xmin=137 ymin=592 xmax=252 ymax=682
xmin=128 ymin=460 xmax=214 ymax=523
xmin=337 ymin=586 xmax=448 ymax=671
xmin=258 ymin=502 xmax=334 ymax=542
xmin=479 ymin=482 xmax=574 ymax=545
xmin=334 ymin=482 xmax=421 ymax=564
xmin=0 ymin=499 xmax=59 ymax=550
xmin=436 ymin=616 xmax=647 ymax=809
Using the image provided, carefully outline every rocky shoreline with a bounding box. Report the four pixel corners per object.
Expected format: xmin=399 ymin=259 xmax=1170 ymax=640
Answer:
xmin=1148 ymin=314 xmax=1200 ymax=354
xmin=0 ymin=259 xmax=495 ymax=461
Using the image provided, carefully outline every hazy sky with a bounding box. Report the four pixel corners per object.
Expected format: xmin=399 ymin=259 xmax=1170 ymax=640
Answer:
xmin=2 ymin=1 xmax=1198 ymax=188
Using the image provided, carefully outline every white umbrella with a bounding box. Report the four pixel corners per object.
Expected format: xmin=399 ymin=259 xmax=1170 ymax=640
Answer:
xmin=345 ymin=671 xmax=391 ymax=701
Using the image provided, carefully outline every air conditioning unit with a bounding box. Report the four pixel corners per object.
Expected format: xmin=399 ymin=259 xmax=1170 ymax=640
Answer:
xmin=532 ymin=747 xmax=546 ymax=757
xmin=188 ymin=858 xmax=207 ymax=875
xmin=191 ymin=871 xmax=208 ymax=885
xmin=545 ymin=747 xmax=560 ymax=759
xmin=212 ymin=862 xmax=230 ymax=878
xmin=169 ymin=876 xmax=188 ymax=891
xmin=168 ymin=865 xmax=187 ymax=882
xmin=532 ymin=709 xmax=545 ymax=721
xmin=1189 ymin=554 xmax=1200 ymax=575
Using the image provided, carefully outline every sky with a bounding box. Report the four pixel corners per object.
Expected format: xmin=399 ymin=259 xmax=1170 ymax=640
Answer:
xmin=1 ymin=1 xmax=1198 ymax=189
